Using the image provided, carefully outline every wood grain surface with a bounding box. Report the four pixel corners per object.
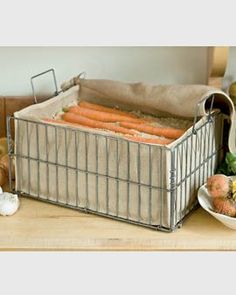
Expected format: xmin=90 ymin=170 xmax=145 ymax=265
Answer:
xmin=1 ymin=196 xmax=236 ymax=251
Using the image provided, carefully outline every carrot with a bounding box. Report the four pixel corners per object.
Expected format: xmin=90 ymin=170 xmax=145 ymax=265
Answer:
xmin=79 ymin=101 xmax=137 ymax=118
xmin=44 ymin=118 xmax=116 ymax=134
xmin=62 ymin=112 xmax=138 ymax=135
xmin=125 ymin=135 xmax=173 ymax=145
xmin=120 ymin=122 xmax=185 ymax=139
xmin=79 ymin=101 xmax=154 ymax=123
xmin=44 ymin=118 xmax=108 ymax=135
xmin=43 ymin=118 xmax=87 ymax=128
xmin=66 ymin=105 xmax=147 ymax=124
xmin=43 ymin=117 xmax=173 ymax=145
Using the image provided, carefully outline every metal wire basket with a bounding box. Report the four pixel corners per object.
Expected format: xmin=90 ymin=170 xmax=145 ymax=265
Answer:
xmin=6 ymin=70 xmax=226 ymax=232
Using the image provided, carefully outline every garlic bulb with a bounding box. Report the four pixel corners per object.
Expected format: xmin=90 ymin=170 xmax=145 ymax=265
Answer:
xmin=0 ymin=187 xmax=19 ymax=216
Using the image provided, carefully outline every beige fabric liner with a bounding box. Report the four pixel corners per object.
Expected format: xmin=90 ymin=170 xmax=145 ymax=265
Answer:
xmin=14 ymin=78 xmax=235 ymax=228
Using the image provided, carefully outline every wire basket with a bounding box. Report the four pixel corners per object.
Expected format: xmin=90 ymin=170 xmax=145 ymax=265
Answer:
xmin=6 ymin=70 xmax=227 ymax=232
xmin=7 ymin=110 xmax=225 ymax=232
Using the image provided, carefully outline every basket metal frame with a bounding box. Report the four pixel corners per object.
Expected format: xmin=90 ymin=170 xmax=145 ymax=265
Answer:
xmin=5 ymin=69 xmax=225 ymax=232
xmin=6 ymin=110 xmax=224 ymax=232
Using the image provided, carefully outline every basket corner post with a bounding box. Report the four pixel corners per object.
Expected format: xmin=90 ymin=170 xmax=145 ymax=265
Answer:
xmin=170 ymin=148 xmax=177 ymax=230
xmin=6 ymin=115 xmax=14 ymax=192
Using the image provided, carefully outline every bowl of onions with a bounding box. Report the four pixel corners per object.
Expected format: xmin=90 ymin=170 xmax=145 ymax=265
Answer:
xmin=198 ymin=174 xmax=236 ymax=229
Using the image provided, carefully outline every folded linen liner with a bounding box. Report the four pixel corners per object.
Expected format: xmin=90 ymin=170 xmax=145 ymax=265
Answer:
xmin=61 ymin=77 xmax=236 ymax=151
xmin=15 ymin=77 xmax=236 ymax=150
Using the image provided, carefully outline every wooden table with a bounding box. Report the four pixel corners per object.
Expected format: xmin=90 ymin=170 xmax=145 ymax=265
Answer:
xmin=1 ymin=195 xmax=236 ymax=251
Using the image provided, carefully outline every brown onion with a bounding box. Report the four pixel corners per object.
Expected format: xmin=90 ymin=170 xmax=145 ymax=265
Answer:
xmin=207 ymin=174 xmax=232 ymax=198
xmin=0 ymin=138 xmax=8 ymax=159
xmin=0 ymin=166 xmax=7 ymax=187
xmin=213 ymin=197 xmax=236 ymax=217
xmin=0 ymin=154 xmax=15 ymax=180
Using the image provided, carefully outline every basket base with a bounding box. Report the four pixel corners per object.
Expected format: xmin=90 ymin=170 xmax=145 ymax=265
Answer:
xmin=14 ymin=190 xmax=199 ymax=233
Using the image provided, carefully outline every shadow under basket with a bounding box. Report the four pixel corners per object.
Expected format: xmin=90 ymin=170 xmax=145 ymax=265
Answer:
xmin=6 ymin=109 xmax=225 ymax=232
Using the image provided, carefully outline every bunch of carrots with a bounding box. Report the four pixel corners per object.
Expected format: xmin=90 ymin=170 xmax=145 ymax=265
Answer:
xmin=44 ymin=101 xmax=186 ymax=145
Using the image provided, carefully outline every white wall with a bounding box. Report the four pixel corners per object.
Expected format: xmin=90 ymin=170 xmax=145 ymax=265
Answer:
xmin=0 ymin=47 xmax=209 ymax=96
xmin=2 ymin=46 xmax=236 ymax=97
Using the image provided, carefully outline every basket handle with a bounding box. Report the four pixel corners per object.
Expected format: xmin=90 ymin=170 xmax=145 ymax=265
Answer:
xmin=30 ymin=68 xmax=60 ymax=104
xmin=192 ymin=94 xmax=215 ymax=135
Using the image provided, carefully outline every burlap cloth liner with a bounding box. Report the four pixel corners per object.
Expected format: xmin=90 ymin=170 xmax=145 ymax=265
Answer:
xmin=14 ymin=78 xmax=235 ymax=228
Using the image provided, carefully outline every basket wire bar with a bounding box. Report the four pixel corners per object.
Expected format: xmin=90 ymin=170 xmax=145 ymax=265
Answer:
xmin=148 ymin=145 xmax=152 ymax=225
xmin=7 ymin=106 xmax=225 ymax=232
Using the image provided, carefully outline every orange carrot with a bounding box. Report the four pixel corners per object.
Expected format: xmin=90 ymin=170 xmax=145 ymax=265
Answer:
xmin=62 ymin=112 xmax=138 ymax=135
xmin=43 ymin=118 xmax=173 ymax=145
xmin=66 ymin=106 xmax=147 ymax=124
xmin=44 ymin=118 xmax=118 ymax=135
xmin=125 ymin=135 xmax=173 ymax=145
xmin=120 ymin=122 xmax=185 ymax=139
xmin=79 ymin=101 xmax=137 ymax=118
xmin=43 ymin=118 xmax=87 ymax=129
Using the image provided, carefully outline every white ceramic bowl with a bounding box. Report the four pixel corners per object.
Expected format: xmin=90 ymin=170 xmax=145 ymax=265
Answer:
xmin=198 ymin=176 xmax=236 ymax=230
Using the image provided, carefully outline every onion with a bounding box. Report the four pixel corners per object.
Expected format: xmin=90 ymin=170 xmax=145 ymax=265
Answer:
xmin=0 ymin=167 xmax=7 ymax=187
xmin=0 ymin=192 xmax=19 ymax=216
xmin=0 ymin=138 xmax=8 ymax=159
xmin=0 ymin=154 xmax=15 ymax=180
xmin=206 ymin=174 xmax=232 ymax=198
xmin=213 ymin=197 xmax=236 ymax=217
